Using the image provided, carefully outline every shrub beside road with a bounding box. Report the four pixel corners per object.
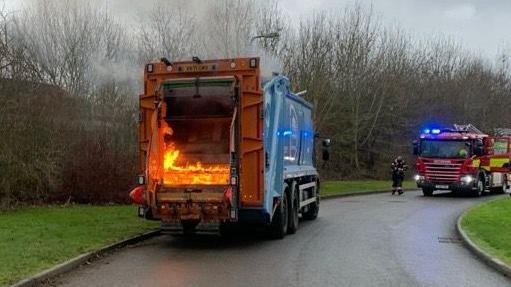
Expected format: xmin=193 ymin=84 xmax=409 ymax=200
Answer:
xmin=0 ymin=205 xmax=158 ymax=286
xmin=461 ymin=198 xmax=511 ymax=266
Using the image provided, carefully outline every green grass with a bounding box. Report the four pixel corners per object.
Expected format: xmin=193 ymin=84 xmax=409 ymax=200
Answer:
xmin=0 ymin=205 xmax=159 ymax=286
xmin=461 ymin=198 xmax=511 ymax=266
xmin=322 ymin=180 xmax=415 ymax=197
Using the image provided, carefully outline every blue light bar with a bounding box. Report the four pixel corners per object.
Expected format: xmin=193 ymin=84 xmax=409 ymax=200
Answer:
xmin=423 ymin=129 xmax=431 ymax=134
xmin=431 ymin=129 xmax=441 ymax=134
xmin=282 ymin=130 xmax=293 ymax=136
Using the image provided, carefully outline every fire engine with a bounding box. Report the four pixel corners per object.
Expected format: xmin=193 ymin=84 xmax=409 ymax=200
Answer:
xmin=413 ymin=124 xmax=511 ymax=196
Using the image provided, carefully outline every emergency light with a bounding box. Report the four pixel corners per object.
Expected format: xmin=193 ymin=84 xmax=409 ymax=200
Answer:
xmin=422 ymin=128 xmax=441 ymax=134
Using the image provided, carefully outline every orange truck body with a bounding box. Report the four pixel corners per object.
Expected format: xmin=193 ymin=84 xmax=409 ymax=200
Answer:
xmin=138 ymin=58 xmax=263 ymax=232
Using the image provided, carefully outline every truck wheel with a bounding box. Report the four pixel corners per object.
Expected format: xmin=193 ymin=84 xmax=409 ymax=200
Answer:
xmin=303 ymin=182 xmax=320 ymax=220
xmin=422 ymin=188 xmax=433 ymax=197
xmin=269 ymin=189 xmax=289 ymax=239
xmin=287 ymin=183 xmax=299 ymax=234
xmin=474 ymin=175 xmax=485 ymax=197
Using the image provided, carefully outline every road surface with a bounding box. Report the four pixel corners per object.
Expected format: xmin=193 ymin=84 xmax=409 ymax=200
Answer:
xmin=49 ymin=191 xmax=511 ymax=287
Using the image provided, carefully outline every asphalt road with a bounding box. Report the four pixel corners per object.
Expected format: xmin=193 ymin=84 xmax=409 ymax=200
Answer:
xmin=50 ymin=191 xmax=511 ymax=287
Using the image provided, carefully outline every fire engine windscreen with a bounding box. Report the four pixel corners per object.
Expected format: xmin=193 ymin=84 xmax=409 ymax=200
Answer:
xmin=161 ymin=78 xmax=235 ymax=186
xmin=420 ymin=140 xmax=471 ymax=159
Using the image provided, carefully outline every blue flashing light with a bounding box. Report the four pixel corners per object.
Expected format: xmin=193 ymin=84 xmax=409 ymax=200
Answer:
xmin=431 ymin=129 xmax=441 ymax=134
xmin=423 ymin=129 xmax=431 ymax=134
xmin=282 ymin=130 xmax=293 ymax=136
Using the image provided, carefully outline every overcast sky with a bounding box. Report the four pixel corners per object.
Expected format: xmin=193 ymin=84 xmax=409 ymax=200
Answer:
xmin=4 ymin=0 xmax=510 ymax=59
xmin=279 ymin=0 xmax=511 ymax=59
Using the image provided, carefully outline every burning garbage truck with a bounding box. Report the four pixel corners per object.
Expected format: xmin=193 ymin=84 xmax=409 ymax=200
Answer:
xmin=413 ymin=124 xmax=511 ymax=197
xmin=130 ymin=57 xmax=330 ymax=238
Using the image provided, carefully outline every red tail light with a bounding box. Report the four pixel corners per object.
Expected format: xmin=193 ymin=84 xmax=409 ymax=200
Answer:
xmin=129 ymin=186 xmax=145 ymax=205
xmin=224 ymin=186 xmax=233 ymax=205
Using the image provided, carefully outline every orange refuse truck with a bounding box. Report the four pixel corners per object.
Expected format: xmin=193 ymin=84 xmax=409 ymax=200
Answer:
xmin=130 ymin=57 xmax=330 ymax=238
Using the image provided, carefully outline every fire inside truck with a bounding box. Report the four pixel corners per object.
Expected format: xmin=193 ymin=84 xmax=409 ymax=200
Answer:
xmin=413 ymin=124 xmax=511 ymax=196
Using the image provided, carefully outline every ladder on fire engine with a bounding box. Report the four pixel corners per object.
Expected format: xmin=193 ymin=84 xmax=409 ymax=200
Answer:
xmin=453 ymin=124 xmax=484 ymax=134
xmin=494 ymin=128 xmax=511 ymax=137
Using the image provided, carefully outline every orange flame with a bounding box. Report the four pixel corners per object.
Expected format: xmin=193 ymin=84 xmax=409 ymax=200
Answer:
xmin=162 ymin=143 xmax=230 ymax=186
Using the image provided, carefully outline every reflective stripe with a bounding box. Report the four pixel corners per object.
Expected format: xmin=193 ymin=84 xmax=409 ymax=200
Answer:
xmin=490 ymin=158 xmax=510 ymax=168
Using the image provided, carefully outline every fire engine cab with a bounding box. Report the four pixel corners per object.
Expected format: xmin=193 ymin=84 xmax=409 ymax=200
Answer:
xmin=413 ymin=124 xmax=511 ymax=196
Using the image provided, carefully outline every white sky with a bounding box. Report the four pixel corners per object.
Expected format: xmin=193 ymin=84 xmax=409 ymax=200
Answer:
xmin=4 ymin=0 xmax=510 ymax=59
xmin=279 ymin=0 xmax=511 ymax=59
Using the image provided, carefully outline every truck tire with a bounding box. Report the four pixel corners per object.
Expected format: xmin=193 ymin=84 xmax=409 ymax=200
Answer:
xmin=269 ymin=189 xmax=289 ymax=239
xmin=422 ymin=188 xmax=433 ymax=197
xmin=287 ymin=183 xmax=299 ymax=234
xmin=474 ymin=175 xmax=485 ymax=197
xmin=491 ymin=176 xmax=506 ymax=194
xmin=303 ymin=182 xmax=320 ymax=220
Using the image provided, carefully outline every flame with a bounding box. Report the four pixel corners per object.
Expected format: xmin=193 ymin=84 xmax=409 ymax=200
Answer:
xmin=162 ymin=143 xmax=230 ymax=185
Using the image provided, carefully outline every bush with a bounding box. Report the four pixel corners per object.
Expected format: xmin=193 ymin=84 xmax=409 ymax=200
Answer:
xmin=0 ymin=79 xmax=138 ymax=208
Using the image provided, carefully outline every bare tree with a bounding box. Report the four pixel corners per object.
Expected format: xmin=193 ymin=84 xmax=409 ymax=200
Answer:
xmin=13 ymin=0 xmax=127 ymax=96
xmin=136 ymin=0 xmax=198 ymax=63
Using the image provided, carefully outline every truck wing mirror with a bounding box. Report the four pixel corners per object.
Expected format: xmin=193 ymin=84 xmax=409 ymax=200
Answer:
xmin=412 ymin=140 xmax=419 ymax=155
xmin=322 ymin=139 xmax=331 ymax=161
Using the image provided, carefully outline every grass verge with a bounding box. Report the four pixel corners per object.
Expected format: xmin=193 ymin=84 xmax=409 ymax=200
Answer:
xmin=461 ymin=197 xmax=511 ymax=266
xmin=0 ymin=205 xmax=158 ymax=286
xmin=322 ymin=180 xmax=415 ymax=197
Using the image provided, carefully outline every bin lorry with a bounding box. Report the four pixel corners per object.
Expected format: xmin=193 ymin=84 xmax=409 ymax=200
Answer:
xmin=129 ymin=57 xmax=329 ymax=238
xmin=413 ymin=124 xmax=511 ymax=196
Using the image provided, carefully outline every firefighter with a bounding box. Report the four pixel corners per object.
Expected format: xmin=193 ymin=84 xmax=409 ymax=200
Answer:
xmin=458 ymin=146 xmax=469 ymax=158
xmin=391 ymin=156 xmax=408 ymax=195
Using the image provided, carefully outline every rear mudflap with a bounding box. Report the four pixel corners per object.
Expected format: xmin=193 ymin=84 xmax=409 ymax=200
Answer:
xmin=161 ymin=219 xmax=221 ymax=235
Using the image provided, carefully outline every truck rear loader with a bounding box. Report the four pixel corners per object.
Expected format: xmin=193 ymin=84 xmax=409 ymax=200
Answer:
xmin=130 ymin=57 xmax=329 ymax=238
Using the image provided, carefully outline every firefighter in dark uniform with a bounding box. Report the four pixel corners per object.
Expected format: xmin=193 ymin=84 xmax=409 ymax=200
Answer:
xmin=391 ymin=156 xmax=407 ymax=195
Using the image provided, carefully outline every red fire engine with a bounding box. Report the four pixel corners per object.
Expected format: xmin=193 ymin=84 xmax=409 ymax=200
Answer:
xmin=413 ymin=124 xmax=511 ymax=196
